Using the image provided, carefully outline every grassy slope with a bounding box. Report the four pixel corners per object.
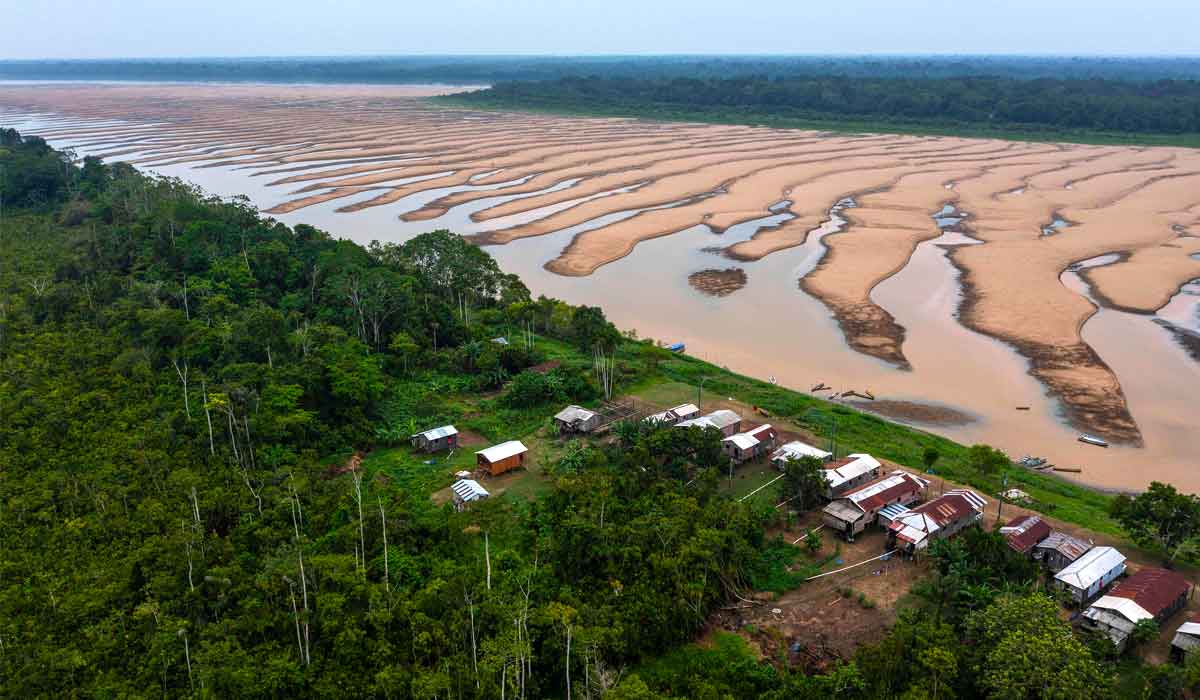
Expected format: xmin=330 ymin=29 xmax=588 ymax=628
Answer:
xmin=434 ymin=94 xmax=1200 ymax=149
xmin=360 ymin=331 xmax=1119 ymax=537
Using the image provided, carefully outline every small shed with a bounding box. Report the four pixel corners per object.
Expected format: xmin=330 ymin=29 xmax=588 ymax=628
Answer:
xmin=821 ymin=454 xmax=882 ymax=500
xmin=1054 ymin=546 xmax=1127 ymax=605
xmin=821 ymin=470 xmax=928 ymax=540
xmin=1172 ymin=614 xmax=1200 ymax=660
xmin=411 ymin=425 xmax=459 ymax=453
xmin=721 ymin=424 xmax=777 ymax=462
xmin=1034 ymin=531 xmax=1093 ymax=573
xmin=1082 ymin=568 xmax=1192 ymax=650
xmin=451 ymin=479 xmax=490 ymax=511
xmin=1000 ymin=515 xmax=1052 ymax=556
xmin=771 ymin=441 xmax=834 ymax=469
xmin=887 ymin=489 xmax=986 ymax=554
xmin=554 ymin=405 xmax=600 ymax=434
xmin=476 ymin=441 xmax=529 ymax=476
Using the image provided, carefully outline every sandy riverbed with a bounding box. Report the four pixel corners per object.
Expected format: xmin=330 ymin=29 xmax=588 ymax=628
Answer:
xmin=3 ymin=82 xmax=1199 ymax=491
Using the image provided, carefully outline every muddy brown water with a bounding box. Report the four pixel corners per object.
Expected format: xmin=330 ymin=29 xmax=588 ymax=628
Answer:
xmin=6 ymin=107 xmax=1199 ymax=493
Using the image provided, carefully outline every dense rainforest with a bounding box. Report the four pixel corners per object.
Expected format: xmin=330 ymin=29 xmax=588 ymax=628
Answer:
xmin=3 ymin=55 xmax=1200 ymax=84
xmin=1 ymin=130 xmax=1198 ymax=698
xmin=452 ymin=75 xmax=1200 ymax=144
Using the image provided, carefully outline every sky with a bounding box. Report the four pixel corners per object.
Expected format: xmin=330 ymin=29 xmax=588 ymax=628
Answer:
xmin=2 ymin=0 xmax=1198 ymax=59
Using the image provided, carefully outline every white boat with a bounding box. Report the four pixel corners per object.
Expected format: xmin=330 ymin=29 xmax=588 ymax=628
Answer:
xmin=1078 ymin=434 xmax=1109 ymax=448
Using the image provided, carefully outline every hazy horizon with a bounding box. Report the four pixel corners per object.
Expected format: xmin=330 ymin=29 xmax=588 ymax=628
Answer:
xmin=3 ymin=0 xmax=1199 ymax=60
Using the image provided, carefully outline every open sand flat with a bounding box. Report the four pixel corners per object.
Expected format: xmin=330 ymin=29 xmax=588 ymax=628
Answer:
xmin=4 ymin=82 xmax=1200 ymax=490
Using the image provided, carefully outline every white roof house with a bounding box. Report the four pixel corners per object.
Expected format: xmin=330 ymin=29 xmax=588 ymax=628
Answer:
xmin=1055 ymin=546 xmax=1127 ymax=591
xmin=772 ymin=441 xmax=833 ymax=464
xmin=725 ymin=433 xmax=760 ymax=450
xmin=646 ymin=403 xmax=701 ymax=424
xmin=554 ymin=405 xmax=597 ymax=422
xmin=705 ymin=409 xmax=741 ymax=431
xmin=413 ymin=425 xmax=458 ymax=441
xmin=451 ymin=479 xmax=490 ymax=504
xmin=1173 ymin=620 xmax=1200 ymax=654
xmin=476 ymin=441 xmax=528 ymax=463
xmin=823 ymin=454 xmax=883 ymax=491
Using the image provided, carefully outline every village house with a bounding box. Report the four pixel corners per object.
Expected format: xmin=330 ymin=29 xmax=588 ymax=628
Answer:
xmin=822 ymin=470 xmax=929 ymax=541
xmin=1171 ymin=614 xmax=1200 ymax=660
xmin=1054 ymin=546 xmax=1127 ymax=605
xmin=476 ymin=440 xmax=528 ymax=476
xmin=1000 ymin=514 xmax=1052 ymax=556
xmin=722 ymin=424 xmax=778 ymax=463
xmin=820 ymin=453 xmax=882 ymax=500
xmin=410 ymin=425 xmax=459 ymax=453
xmin=770 ymin=440 xmax=833 ymax=469
xmin=676 ymin=409 xmax=742 ymax=437
xmin=1081 ymin=567 xmax=1192 ymax=650
xmin=450 ymin=479 xmax=490 ymax=511
xmin=645 ymin=403 xmax=701 ymax=426
xmin=1033 ymin=530 xmax=1093 ymax=573
xmin=886 ymin=488 xmax=986 ymax=555
xmin=554 ymin=405 xmax=601 ymax=434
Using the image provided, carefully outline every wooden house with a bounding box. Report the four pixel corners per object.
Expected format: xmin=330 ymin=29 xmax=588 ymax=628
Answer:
xmin=554 ymin=405 xmax=601 ymax=434
xmin=1082 ymin=567 xmax=1191 ymax=650
xmin=887 ymin=489 xmax=986 ymax=555
xmin=721 ymin=424 xmax=778 ymax=463
xmin=822 ymin=470 xmax=928 ymax=541
xmin=410 ymin=425 xmax=459 ymax=453
xmin=676 ymin=409 xmax=742 ymax=437
xmin=1000 ymin=515 xmax=1052 ymax=556
xmin=770 ymin=441 xmax=833 ymax=469
xmin=1034 ymin=531 xmax=1093 ymax=573
xmin=476 ymin=441 xmax=528 ymax=476
xmin=645 ymin=403 xmax=700 ymax=426
xmin=820 ymin=454 xmax=882 ymax=500
xmin=1172 ymin=614 xmax=1200 ymax=660
xmin=1054 ymin=546 xmax=1127 ymax=605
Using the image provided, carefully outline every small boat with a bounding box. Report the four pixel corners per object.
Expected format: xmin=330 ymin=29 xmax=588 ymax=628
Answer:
xmin=667 ymin=342 xmax=685 ymax=353
xmin=1016 ymin=455 xmax=1046 ymax=468
xmin=1015 ymin=406 xmax=1031 ymax=411
xmin=1078 ymin=434 xmax=1109 ymax=448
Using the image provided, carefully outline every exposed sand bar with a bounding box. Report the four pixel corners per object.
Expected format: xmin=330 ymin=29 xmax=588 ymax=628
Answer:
xmin=5 ymin=83 xmax=1200 ymax=490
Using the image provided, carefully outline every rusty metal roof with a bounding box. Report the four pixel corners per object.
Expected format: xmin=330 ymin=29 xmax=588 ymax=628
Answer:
xmin=1106 ymin=567 xmax=1192 ymax=617
xmin=1000 ymin=514 xmax=1052 ymax=554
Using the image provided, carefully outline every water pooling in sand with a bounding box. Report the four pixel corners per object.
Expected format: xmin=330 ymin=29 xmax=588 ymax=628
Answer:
xmin=12 ymin=110 xmax=1200 ymax=492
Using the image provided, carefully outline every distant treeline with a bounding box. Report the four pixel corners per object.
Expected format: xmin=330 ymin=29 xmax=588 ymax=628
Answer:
xmin=3 ymin=54 xmax=1200 ymax=84
xmin=454 ymin=75 xmax=1200 ymax=143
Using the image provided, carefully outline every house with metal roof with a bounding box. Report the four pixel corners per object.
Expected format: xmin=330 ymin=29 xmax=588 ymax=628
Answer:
xmin=721 ymin=424 xmax=778 ymax=463
xmin=476 ymin=440 xmax=529 ymax=476
xmin=820 ymin=454 xmax=882 ymax=500
xmin=451 ymin=479 xmax=490 ymax=511
xmin=1082 ymin=567 xmax=1192 ymax=649
xmin=1054 ymin=546 xmax=1127 ymax=604
xmin=676 ymin=409 xmax=742 ymax=437
xmin=1034 ymin=531 xmax=1093 ymax=573
xmin=554 ymin=405 xmax=600 ymax=434
xmin=1000 ymin=515 xmax=1052 ymax=556
xmin=886 ymin=489 xmax=986 ymax=554
xmin=770 ymin=441 xmax=834 ymax=469
xmin=822 ymin=470 xmax=929 ymax=540
xmin=1172 ymin=614 xmax=1200 ymax=660
xmin=410 ymin=425 xmax=459 ymax=453
xmin=645 ymin=403 xmax=701 ymax=426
